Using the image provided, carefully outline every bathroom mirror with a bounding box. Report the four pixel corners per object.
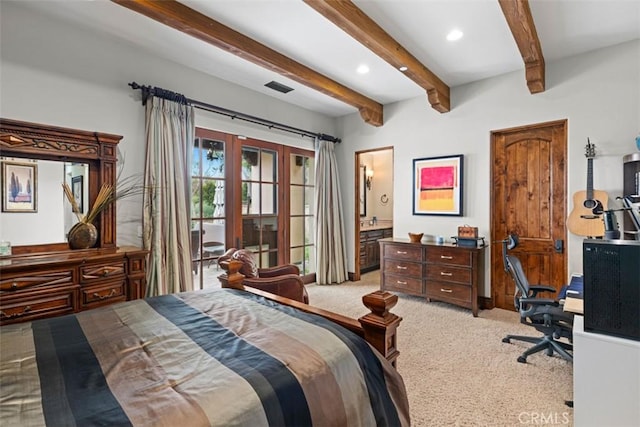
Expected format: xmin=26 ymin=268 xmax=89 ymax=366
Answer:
xmin=360 ymin=165 xmax=366 ymax=217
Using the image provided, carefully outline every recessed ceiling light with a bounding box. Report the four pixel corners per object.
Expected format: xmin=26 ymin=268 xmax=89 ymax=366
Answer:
xmin=356 ymin=64 xmax=370 ymax=74
xmin=399 ymin=66 xmax=408 ymax=72
xmin=446 ymin=29 xmax=464 ymax=42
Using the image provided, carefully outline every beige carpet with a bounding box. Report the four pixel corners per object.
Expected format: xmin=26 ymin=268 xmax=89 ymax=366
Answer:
xmin=306 ymin=271 xmax=574 ymax=426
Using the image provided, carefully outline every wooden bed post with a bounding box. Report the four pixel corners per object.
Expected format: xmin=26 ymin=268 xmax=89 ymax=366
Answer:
xmin=359 ymin=291 xmax=402 ymax=367
xmin=218 ymin=260 xmax=245 ymax=289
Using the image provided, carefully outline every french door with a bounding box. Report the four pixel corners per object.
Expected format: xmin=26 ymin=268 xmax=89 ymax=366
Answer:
xmin=191 ymin=128 xmax=315 ymax=288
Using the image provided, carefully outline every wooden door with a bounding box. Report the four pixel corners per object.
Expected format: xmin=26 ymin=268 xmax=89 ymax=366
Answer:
xmin=491 ymin=120 xmax=567 ymax=310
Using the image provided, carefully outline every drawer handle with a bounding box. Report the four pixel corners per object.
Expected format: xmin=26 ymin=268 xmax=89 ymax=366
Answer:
xmin=440 ymin=288 xmax=453 ymax=293
xmin=396 ymin=280 xmax=408 ymax=285
xmin=93 ymin=289 xmax=117 ymax=300
xmin=0 ymin=305 xmax=31 ymax=318
xmin=440 ymin=255 xmax=453 ymax=259
xmin=396 ymin=266 xmax=408 ymax=270
xmin=396 ymin=251 xmax=407 ymax=254
xmin=440 ymin=272 xmax=453 ymax=276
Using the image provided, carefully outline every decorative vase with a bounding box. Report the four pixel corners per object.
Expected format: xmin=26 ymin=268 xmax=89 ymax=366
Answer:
xmin=68 ymin=222 xmax=98 ymax=249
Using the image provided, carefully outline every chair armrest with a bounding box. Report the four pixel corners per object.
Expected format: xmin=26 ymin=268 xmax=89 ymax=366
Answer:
xmin=520 ymin=297 xmax=558 ymax=306
xmin=243 ymin=275 xmax=309 ymax=304
xmin=529 ymin=285 xmax=556 ymax=293
xmin=258 ymin=264 xmax=300 ymax=277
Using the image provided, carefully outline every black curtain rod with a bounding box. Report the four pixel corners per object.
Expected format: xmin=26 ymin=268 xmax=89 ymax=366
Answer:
xmin=128 ymin=82 xmax=341 ymax=143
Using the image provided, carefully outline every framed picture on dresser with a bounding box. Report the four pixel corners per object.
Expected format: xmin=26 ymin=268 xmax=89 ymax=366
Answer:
xmin=412 ymin=154 xmax=463 ymax=216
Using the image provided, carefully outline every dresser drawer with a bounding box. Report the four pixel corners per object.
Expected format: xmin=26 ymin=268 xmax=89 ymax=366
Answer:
xmin=0 ymin=268 xmax=74 ymax=292
xmin=0 ymin=287 xmax=77 ymax=325
xmin=384 ymin=259 xmax=423 ymax=278
xmin=81 ymin=280 xmax=127 ymax=308
xmin=383 ymin=244 xmax=422 ymax=261
xmin=383 ymin=273 xmax=423 ymax=295
xmin=363 ymin=229 xmax=384 ymax=240
xmin=425 ymin=264 xmax=471 ymax=285
xmin=80 ymin=261 xmax=126 ymax=284
xmin=426 ymin=247 xmax=471 ymax=267
xmin=426 ymin=281 xmax=471 ymax=304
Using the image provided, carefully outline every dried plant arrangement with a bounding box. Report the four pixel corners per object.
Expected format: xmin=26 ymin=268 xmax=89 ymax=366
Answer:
xmin=62 ymin=174 xmax=144 ymax=226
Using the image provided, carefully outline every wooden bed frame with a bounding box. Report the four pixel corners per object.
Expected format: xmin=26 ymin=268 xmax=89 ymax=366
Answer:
xmin=218 ymin=260 xmax=402 ymax=367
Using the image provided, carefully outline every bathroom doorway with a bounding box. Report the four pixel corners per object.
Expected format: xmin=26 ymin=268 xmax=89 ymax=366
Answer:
xmin=354 ymin=147 xmax=394 ymax=281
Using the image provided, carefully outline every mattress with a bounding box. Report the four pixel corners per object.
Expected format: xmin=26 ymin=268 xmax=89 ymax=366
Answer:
xmin=0 ymin=287 xmax=409 ymax=426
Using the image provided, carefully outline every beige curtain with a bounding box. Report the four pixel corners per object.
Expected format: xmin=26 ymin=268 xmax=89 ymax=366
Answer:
xmin=315 ymin=139 xmax=348 ymax=284
xmin=143 ymin=97 xmax=194 ymax=296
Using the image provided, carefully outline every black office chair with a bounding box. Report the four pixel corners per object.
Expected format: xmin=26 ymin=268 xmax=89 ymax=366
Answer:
xmin=501 ymin=235 xmax=574 ymax=363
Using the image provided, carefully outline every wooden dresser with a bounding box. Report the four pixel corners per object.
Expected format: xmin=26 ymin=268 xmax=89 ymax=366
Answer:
xmin=380 ymin=238 xmax=486 ymax=317
xmin=0 ymin=120 xmax=149 ymax=325
xmin=0 ymin=247 xmax=147 ymax=325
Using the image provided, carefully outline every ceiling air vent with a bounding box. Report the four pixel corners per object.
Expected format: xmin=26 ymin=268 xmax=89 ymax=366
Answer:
xmin=265 ymin=81 xmax=294 ymax=94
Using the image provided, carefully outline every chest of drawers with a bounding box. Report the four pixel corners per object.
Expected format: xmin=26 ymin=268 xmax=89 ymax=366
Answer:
xmin=380 ymin=238 xmax=485 ymax=316
xmin=0 ymin=247 xmax=147 ymax=325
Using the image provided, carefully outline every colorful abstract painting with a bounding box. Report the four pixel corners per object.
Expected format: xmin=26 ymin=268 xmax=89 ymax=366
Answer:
xmin=413 ymin=155 xmax=463 ymax=216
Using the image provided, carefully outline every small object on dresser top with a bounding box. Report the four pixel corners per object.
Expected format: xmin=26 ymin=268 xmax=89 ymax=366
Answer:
xmin=0 ymin=241 xmax=11 ymax=256
xmin=451 ymin=236 xmax=486 ymax=248
xmin=457 ymin=225 xmax=478 ymax=238
xmin=408 ymin=232 xmax=423 ymax=243
xmin=435 ymin=236 xmax=444 ymax=244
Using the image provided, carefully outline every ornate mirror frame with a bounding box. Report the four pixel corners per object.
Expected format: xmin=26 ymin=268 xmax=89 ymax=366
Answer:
xmin=0 ymin=118 xmax=122 ymax=254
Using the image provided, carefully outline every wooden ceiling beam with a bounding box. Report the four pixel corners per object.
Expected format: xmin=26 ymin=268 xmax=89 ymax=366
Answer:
xmin=112 ymin=0 xmax=383 ymax=126
xmin=304 ymin=0 xmax=450 ymax=113
xmin=498 ymin=0 xmax=545 ymax=93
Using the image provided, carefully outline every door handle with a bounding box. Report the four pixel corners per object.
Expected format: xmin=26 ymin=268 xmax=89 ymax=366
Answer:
xmin=554 ymin=239 xmax=564 ymax=254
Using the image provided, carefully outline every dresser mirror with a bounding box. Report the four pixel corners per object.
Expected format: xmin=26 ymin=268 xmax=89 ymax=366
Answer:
xmin=0 ymin=118 xmax=122 ymax=254
xmin=0 ymin=157 xmax=89 ymax=246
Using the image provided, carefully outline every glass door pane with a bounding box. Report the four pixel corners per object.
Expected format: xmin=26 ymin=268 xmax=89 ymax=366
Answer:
xmin=241 ymin=145 xmax=279 ymax=267
xmin=191 ymin=134 xmax=227 ymax=289
xmin=289 ymin=153 xmax=315 ymax=275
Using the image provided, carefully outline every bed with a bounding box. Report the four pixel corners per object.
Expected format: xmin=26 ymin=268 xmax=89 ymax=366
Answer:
xmin=0 ymin=265 xmax=410 ymax=426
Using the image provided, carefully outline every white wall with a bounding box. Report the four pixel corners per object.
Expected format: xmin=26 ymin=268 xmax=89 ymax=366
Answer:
xmin=0 ymin=2 xmax=335 ymax=247
xmin=336 ymin=40 xmax=640 ymax=296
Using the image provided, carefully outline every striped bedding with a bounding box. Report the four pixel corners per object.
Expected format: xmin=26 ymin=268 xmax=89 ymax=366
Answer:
xmin=1 ymin=288 xmax=410 ymax=426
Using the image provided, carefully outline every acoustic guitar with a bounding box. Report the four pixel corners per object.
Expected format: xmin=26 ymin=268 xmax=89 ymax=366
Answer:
xmin=567 ymin=139 xmax=608 ymax=237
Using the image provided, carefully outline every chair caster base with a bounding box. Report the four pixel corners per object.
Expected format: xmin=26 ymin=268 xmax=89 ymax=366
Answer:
xmin=502 ymin=337 xmax=511 ymax=343
xmin=517 ymin=356 xmax=527 ymax=363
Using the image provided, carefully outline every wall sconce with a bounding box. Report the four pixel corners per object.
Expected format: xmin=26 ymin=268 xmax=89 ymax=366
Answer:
xmin=366 ymin=169 xmax=374 ymax=190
